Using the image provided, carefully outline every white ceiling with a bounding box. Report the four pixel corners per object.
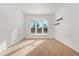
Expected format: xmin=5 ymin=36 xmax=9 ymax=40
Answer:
xmin=0 ymin=3 xmax=65 ymax=14
xmin=15 ymin=3 xmax=65 ymax=14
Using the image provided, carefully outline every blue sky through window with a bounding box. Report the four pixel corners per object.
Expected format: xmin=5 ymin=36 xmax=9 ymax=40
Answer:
xmin=31 ymin=20 xmax=48 ymax=28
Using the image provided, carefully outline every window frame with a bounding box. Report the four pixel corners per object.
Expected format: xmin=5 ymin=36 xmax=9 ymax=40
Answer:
xmin=30 ymin=20 xmax=49 ymax=35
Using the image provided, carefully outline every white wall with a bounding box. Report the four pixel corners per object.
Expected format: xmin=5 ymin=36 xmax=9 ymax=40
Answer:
xmin=0 ymin=4 xmax=24 ymax=52
xmin=24 ymin=14 xmax=55 ymax=38
xmin=55 ymin=4 xmax=79 ymax=52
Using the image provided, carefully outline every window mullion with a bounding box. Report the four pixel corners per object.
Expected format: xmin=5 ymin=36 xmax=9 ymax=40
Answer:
xmin=36 ymin=20 xmax=37 ymax=34
xmin=42 ymin=23 xmax=43 ymax=34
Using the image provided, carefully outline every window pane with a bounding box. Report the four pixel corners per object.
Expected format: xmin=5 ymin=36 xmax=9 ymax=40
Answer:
xmin=44 ymin=28 xmax=48 ymax=33
xmin=43 ymin=21 xmax=48 ymax=33
xmin=31 ymin=20 xmax=35 ymax=28
xmin=43 ymin=21 xmax=48 ymax=28
xmin=37 ymin=21 xmax=42 ymax=33
xmin=31 ymin=20 xmax=36 ymax=33
xmin=31 ymin=28 xmax=35 ymax=33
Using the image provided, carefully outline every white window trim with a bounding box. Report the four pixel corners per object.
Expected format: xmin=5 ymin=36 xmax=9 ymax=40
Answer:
xmin=30 ymin=20 xmax=49 ymax=35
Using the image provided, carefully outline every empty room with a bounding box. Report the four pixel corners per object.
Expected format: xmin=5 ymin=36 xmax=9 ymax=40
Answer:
xmin=0 ymin=3 xmax=79 ymax=56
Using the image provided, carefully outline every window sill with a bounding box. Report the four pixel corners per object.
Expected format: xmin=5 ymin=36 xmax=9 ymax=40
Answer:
xmin=30 ymin=33 xmax=49 ymax=35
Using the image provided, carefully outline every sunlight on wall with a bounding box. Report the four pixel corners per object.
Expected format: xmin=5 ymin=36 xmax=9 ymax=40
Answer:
xmin=11 ymin=28 xmax=18 ymax=46
xmin=0 ymin=40 xmax=6 ymax=52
